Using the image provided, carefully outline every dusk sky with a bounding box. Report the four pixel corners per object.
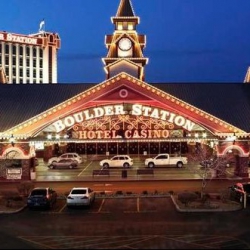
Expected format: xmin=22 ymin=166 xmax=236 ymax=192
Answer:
xmin=1 ymin=0 xmax=250 ymax=83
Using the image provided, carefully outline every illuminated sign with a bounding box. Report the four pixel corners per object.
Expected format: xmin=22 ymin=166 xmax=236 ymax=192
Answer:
xmin=72 ymin=129 xmax=172 ymax=140
xmin=52 ymin=104 xmax=195 ymax=133
xmin=0 ymin=32 xmax=38 ymax=45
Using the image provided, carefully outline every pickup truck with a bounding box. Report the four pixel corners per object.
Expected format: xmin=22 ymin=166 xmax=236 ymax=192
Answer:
xmin=144 ymin=153 xmax=188 ymax=168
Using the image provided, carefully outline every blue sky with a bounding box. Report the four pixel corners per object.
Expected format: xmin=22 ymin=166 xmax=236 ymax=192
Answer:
xmin=1 ymin=0 xmax=250 ymax=83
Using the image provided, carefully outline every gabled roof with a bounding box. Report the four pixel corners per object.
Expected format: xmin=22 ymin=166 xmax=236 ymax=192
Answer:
xmin=1 ymin=74 xmax=250 ymax=135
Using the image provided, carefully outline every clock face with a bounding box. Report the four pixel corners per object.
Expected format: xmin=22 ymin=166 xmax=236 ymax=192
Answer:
xmin=119 ymin=38 xmax=132 ymax=51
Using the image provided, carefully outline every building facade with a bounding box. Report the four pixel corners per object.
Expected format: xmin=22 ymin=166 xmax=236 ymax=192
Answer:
xmin=0 ymin=31 xmax=60 ymax=84
xmin=0 ymin=0 xmax=249 ymax=182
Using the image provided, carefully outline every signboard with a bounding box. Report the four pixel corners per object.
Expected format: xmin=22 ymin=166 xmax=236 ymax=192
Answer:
xmin=0 ymin=32 xmax=42 ymax=46
xmin=6 ymin=168 xmax=22 ymax=180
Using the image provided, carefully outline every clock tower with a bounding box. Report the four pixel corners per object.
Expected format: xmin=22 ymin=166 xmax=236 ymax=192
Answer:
xmin=102 ymin=0 xmax=148 ymax=81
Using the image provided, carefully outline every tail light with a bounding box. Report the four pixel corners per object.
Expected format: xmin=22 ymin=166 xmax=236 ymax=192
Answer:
xmin=81 ymin=196 xmax=88 ymax=199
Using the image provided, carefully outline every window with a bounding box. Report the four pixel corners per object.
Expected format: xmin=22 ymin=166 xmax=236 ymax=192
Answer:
xmin=33 ymin=47 xmax=37 ymax=57
xmin=12 ymin=56 xmax=16 ymax=65
xmin=19 ymin=58 xmax=23 ymax=66
xmin=26 ymin=46 xmax=30 ymax=56
xmin=128 ymin=22 xmax=134 ymax=30
xmin=5 ymin=44 xmax=9 ymax=54
xmin=40 ymin=59 xmax=43 ymax=68
xmin=12 ymin=45 xmax=16 ymax=55
xmin=19 ymin=46 xmax=23 ymax=55
xmin=117 ymin=22 xmax=123 ymax=30
xmin=5 ymin=56 xmax=9 ymax=65
xmin=39 ymin=48 xmax=43 ymax=58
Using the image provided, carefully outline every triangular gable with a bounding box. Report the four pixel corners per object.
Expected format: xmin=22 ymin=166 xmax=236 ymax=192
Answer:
xmin=2 ymin=72 xmax=245 ymax=139
xmin=104 ymin=58 xmax=143 ymax=72
xmin=104 ymin=59 xmax=142 ymax=79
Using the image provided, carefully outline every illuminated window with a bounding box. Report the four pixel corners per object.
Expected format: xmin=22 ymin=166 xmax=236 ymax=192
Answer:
xmin=128 ymin=23 xmax=134 ymax=30
xmin=117 ymin=22 xmax=123 ymax=30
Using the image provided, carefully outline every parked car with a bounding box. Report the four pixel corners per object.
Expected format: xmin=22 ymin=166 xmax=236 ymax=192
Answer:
xmin=67 ymin=187 xmax=95 ymax=207
xmin=229 ymin=182 xmax=250 ymax=202
xmin=48 ymin=159 xmax=78 ymax=169
xmin=145 ymin=153 xmax=187 ymax=168
xmin=27 ymin=187 xmax=57 ymax=209
xmin=48 ymin=153 xmax=82 ymax=165
xmin=99 ymin=155 xmax=133 ymax=168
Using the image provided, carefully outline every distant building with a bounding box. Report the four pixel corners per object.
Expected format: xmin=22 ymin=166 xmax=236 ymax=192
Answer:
xmin=244 ymin=67 xmax=250 ymax=83
xmin=0 ymin=66 xmax=7 ymax=83
xmin=0 ymin=31 xmax=61 ymax=84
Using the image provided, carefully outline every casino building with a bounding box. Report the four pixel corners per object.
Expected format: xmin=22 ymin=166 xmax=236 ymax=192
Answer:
xmin=0 ymin=0 xmax=250 ymax=181
xmin=0 ymin=29 xmax=60 ymax=84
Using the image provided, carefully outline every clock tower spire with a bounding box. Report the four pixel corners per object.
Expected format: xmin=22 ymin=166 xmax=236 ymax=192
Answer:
xmin=102 ymin=0 xmax=148 ymax=81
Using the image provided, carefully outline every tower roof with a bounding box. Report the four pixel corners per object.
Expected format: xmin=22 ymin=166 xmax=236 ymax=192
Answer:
xmin=116 ymin=0 xmax=135 ymax=17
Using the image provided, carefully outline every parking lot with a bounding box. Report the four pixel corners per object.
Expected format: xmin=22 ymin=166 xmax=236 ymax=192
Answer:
xmin=26 ymin=195 xmax=172 ymax=214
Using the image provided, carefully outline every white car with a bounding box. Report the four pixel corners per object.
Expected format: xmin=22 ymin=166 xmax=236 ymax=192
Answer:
xmin=48 ymin=153 xmax=82 ymax=165
xmin=99 ymin=155 xmax=133 ymax=168
xmin=67 ymin=187 xmax=95 ymax=207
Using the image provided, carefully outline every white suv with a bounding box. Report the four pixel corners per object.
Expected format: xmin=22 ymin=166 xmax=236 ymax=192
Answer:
xmin=48 ymin=153 xmax=82 ymax=165
xmin=99 ymin=155 xmax=133 ymax=168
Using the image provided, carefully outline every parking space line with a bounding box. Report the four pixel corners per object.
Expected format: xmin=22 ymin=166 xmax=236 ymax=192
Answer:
xmin=59 ymin=203 xmax=67 ymax=213
xmin=78 ymin=162 xmax=93 ymax=176
xmin=98 ymin=198 xmax=105 ymax=213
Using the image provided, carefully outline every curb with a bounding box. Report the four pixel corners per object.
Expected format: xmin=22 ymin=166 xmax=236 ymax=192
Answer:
xmin=171 ymin=195 xmax=242 ymax=212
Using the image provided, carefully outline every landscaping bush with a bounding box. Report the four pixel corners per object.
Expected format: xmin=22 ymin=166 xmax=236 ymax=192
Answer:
xmin=16 ymin=181 xmax=35 ymax=197
xmin=178 ymin=191 xmax=199 ymax=207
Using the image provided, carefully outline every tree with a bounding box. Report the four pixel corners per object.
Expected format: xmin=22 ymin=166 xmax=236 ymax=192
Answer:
xmin=187 ymin=143 xmax=228 ymax=198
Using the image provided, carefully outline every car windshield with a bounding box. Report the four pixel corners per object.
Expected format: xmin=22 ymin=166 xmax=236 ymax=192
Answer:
xmin=31 ymin=189 xmax=46 ymax=196
xmin=71 ymin=189 xmax=87 ymax=195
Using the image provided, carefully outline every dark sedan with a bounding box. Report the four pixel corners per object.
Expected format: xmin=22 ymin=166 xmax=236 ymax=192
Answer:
xmin=48 ymin=159 xmax=78 ymax=169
